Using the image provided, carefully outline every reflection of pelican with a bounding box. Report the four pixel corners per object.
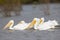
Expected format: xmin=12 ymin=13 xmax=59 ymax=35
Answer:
xmin=35 ymin=20 xmax=59 ymax=30
xmin=3 ymin=18 xmax=36 ymax=30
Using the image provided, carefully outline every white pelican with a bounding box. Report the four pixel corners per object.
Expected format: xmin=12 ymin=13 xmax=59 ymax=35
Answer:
xmin=36 ymin=20 xmax=59 ymax=30
xmin=34 ymin=17 xmax=44 ymax=29
xmin=3 ymin=18 xmax=36 ymax=30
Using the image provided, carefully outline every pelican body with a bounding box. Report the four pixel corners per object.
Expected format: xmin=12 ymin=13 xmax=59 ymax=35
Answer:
xmin=36 ymin=20 xmax=59 ymax=30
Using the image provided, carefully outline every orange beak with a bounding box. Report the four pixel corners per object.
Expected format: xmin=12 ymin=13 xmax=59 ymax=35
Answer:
xmin=25 ymin=18 xmax=36 ymax=29
xmin=39 ymin=18 xmax=44 ymax=24
xmin=3 ymin=21 xmax=13 ymax=30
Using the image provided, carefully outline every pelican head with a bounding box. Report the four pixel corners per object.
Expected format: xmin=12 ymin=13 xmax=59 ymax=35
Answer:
xmin=34 ymin=17 xmax=44 ymax=29
xmin=25 ymin=18 xmax=36 ymax=29
xmin=3 ymin=20 xmax=14 ymax=30
xmin=29 ymin=18 xmax=36 ymax=26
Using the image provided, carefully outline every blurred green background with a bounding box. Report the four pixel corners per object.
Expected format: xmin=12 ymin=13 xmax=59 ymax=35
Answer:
xmin=0 ymin=0 xmax=60 ymax=17
xmin=0 ymin=0 xmax=60 ymax=6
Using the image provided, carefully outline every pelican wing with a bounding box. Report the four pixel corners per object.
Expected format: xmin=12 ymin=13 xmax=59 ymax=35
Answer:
xmin=13 ymin=23 xmax=28 ymax=30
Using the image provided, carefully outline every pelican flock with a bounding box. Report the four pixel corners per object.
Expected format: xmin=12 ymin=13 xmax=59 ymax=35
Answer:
xmin=3 ymin=17 xmax=59 ymax=31
xmin=3 ymin=18 xmax=36 ymax=30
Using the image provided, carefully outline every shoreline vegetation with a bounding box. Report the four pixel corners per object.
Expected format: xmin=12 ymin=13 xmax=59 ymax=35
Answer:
xmin=0 ymin=0 xmax=60 ymax=17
